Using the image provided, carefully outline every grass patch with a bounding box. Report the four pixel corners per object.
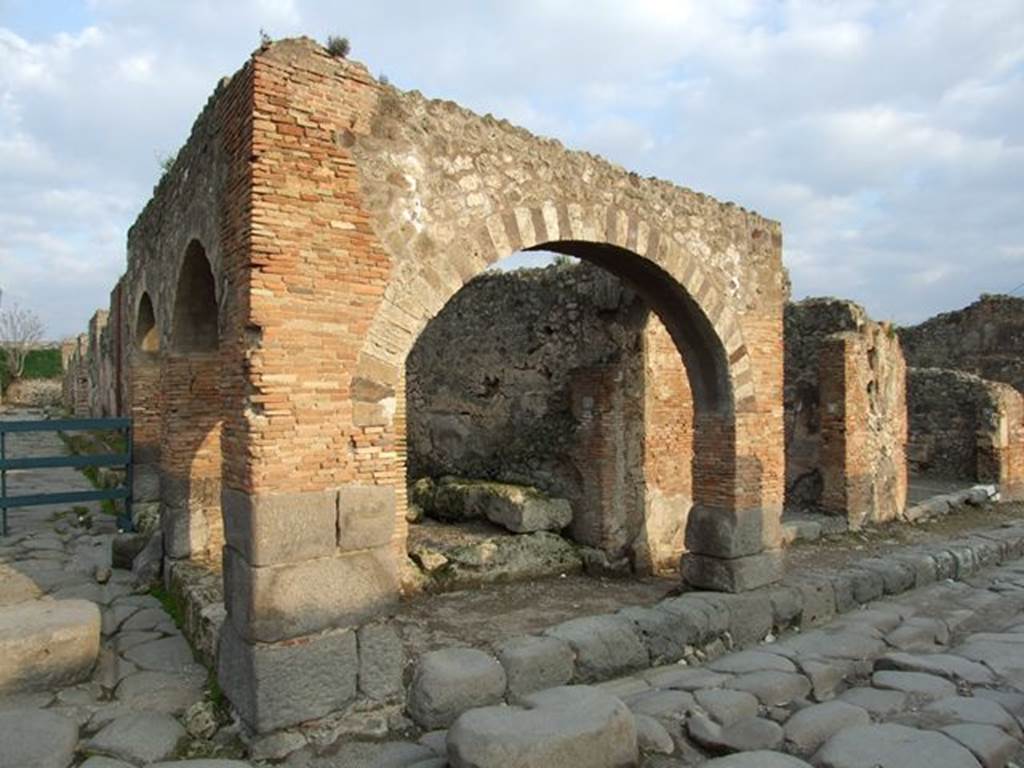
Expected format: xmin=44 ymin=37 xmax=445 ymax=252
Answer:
xmin=149 ymin=583 xmax=186 ymax=630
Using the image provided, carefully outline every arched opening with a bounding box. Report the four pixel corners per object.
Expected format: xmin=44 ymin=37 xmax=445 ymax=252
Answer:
xmin=158 ymin=237 xmax=225 ymax=563
xmin=401 ymin=241 xmax=732 ymax=592
xmin=171 ymin=240 xmax=219 ymax=353
xmin=135 ymin=292 xmax=159 ymax=352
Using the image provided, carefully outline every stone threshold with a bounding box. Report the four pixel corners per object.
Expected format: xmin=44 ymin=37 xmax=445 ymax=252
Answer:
xmin=165 ymin=515 xmax=1024 ymax=757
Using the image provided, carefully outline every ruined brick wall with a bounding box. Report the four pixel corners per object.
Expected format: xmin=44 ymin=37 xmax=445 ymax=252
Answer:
xmin=785 ymin=299 xmax=907 ymax=526
xmin=900 ymin=294 xmax=1024 ymax=395
xmin=907 ymin=368 xmax=1024 ymax=498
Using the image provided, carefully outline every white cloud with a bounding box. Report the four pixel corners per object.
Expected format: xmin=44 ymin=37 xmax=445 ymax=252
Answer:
xmin=0 ymin=0 xmax=1022 ymax=337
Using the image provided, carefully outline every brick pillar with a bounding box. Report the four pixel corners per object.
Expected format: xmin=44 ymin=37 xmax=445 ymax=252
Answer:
xmin=216 ymin=42 xmax=401 ymax=734
xmin=819 ymin=330 xmax=907 ymax=529
xmin=128 ymin=350 xmax=162 ymax=528
xmin=159 ymin=353 xmax=222 ymax=560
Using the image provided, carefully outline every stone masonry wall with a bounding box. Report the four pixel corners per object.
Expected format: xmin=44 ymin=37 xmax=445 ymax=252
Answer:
xmin=900 ymin=294 xmax=1024 ymax=395
xmin=785 ymin=298 xmax=907 ymax=526
xmin=407 ymin=261 xmax=691 ymax=571
xmin=907 ymin=367 xmax=1024 ymax=499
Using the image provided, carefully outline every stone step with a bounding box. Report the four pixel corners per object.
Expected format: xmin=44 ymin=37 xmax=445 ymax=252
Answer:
xmin=0 ymin=598 xmax=101 ymax=693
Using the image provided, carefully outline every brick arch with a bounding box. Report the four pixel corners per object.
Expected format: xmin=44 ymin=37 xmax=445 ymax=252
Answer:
xmin=353 ymin=200 xmax=755 ymax=415
xmin=170 ymin=239 xmax=220 ymax=353
xmin=134 ymin=291 xmax=160 ymax=353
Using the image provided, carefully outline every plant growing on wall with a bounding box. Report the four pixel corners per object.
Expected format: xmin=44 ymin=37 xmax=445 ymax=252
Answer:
xmin=326 ymin=35 xmax=350 ymax=58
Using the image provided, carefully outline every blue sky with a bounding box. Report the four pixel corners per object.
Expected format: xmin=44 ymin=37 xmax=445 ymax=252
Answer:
xmin=1 ymin=0 xmax=1022 ymax=337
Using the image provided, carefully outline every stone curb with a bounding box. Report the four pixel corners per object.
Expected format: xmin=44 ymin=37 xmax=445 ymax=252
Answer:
xmin=404 ymin=522 xmax=1024 ymax=729
xmin=901 ymin=484 xmax=997 ymax=523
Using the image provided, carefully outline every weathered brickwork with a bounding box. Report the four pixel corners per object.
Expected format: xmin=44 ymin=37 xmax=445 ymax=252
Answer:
xmin=900 ymin=294 xmax=1024 ymax=394
xmin=63 ymin=37 xmax=791 ymax=731
xmin=784 ymin=299 xmax=907 ymax=527
xmin=907 ymin=368 xmax=1024 ymax=499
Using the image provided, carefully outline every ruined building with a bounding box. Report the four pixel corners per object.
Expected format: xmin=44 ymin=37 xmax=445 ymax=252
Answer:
xmin=59 ymin=38 xmax=1023 ymax=733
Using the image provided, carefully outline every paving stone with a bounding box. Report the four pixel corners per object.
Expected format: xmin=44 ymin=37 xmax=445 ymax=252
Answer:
xmin=119 ymin=606 xmax=166 ymax=632
xmin=318 ymin=741 xmax=436 ymax=768
xmin=701 ymin=752 xmax=812 ymax=767
xmin=149 ymin=762 xmax=253 ymax=767
xmin=121 ymin=634 xmax=195 ymax=673
xmin=783 ymin=629 xmax=886 ymax=660
xmin=447 ymin=685 xmax=637 ymax=768
xmin=635 ymin=713 xmax=675 ymax=754
xmin=727 ymin=670 xmax=811 ymax=706
xmin=871 ymin=671 xmax=957 ymax=700
xmin=0 ymin=708 xmax=79 ymax=768
xmin=596 ymin=676 xmax=650 ymax=699
xmin=796 ymin=658 xmax=848 ymax=702
xmin=708 ymin=650 xmax=796 ymax=674
xmin=642 ymin=666 xmax=732 ymax=691
xmin=408 ymin=648 xmax=507 ymax=729
xmin=940 ymin=723 xmax=1019 ymax=768
xmin=496 ymin=635 xmax=575 ymax=701
xmin=885 ymin=617 xmax=949 ymax=650
xmin=79 ymin=758 xmax=135 ymax=768
xmin=115 ymin=670 xmax=204 ymax=714
xmin=627 ymin=689 xmax=696 ymax=720
xmin=418 ymin=729 xmax=448 ymax=756
xmin=923 ymin=696 xmax=1022 ymax=737
xmin=0 ymin=598 xmax=100 ymax=693
xmin=832 ymin=607 xmax=902 ymax=633
xmin=357 ymin=623 xmax=405 ymax=702
xmin=689 ymin=711 xmax=784 ymax=753
xmin=114 ymin=630 xmax=162 ymax=652
xmin=838 ymin=686 xmax=908 ymax=716
xmin=875 ymin=652 xmax=995 ymax=684
xmin=783 ymin=700 xmax=870 ymax=753
xmin=85 ymin=711 xmax=186 ymax=764
xmin=812 ymin=723 xmax=981 ymax=768
xmin=545 ymin=614 xmax=649 ymax=683
xmin=694 ymin=689 xmax=759 ymax=726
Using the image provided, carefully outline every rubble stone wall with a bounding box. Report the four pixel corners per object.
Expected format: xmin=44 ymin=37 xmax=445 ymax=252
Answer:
xmin=907 ymin=367 xmax=1024 ymax=499
xmin=407 ymin=261 xmax=691 ymax=571
xmin=784 ymin=298 xmax=907 ymax=526
xmin=900 ymin=294 xmax=1024 ymax=395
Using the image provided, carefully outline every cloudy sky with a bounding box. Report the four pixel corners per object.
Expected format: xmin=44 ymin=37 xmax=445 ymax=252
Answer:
xmin=1 ymin=1 xmax=1022 ymax=338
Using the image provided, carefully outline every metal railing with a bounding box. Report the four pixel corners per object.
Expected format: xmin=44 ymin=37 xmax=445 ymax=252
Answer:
xmin=0 ymin=417 xmax=133 ymax=536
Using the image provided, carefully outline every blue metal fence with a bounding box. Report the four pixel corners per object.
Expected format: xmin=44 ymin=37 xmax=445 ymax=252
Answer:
xmin=0 ymin=417 xmax=133 ymax=536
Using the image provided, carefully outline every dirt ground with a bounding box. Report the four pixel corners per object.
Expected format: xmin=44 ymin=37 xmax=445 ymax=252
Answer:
xmin=392 ymin=501 xmax=1024 ymax=655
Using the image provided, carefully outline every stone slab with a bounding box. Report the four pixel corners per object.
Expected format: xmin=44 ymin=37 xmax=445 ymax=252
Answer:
xmin=0 ymin=598 xmax=100 ymax=693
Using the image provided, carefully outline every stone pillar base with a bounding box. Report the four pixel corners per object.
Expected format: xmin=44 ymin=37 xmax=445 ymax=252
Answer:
xmin=682 ymin=550 xmax=784 ymax=592
xmin=218 ymin=620 xmax=358 ymax=733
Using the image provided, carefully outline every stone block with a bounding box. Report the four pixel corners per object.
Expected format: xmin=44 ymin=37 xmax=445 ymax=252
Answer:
xmin=357 ymin=622 xmax=405 ymax=703
xmin=224 ymin=544 xmax=399 ymax=643
xmin=222 ymin=488 xmax=337 ymax=566
xmin=0 ymin=599 xmax=100 ymax=694
xmin=618 ymin=605 xmax=693 ymax=664
xmin=0 ymin=708 xmax=80 ymax=768
xmin=337 ymin=484 xmax=397 ymax=551
xmin=855 ymin=559 xmax=915 ymax=595
xmin=447 ymin=685 xmax=637 ymax=768
xmin=719 ymin=593 xmax=775 ymax=646
xmin=132 ymin=463 xmax=161 ymax=502
xmin=0 ymin=564 xmax=43 ymax=606
xmin=407 ymin=648 xmax=507 ymax=729
xmin=545 ymin=614 xmax=649 ymax=683
xmin=844 ymin=567 xmax=884 ymax=604
xmin=791 ymin=579 xmax=836 ymax=628
xmin=686 ymin=505 xmax=778 ymax=559
xmin=684 ymin=551 xmax=784 ymax=593
xmin=217 ymin=620 xmax=357 ymax=733
xmin=496 ymin=635 xmax=575 ymax=701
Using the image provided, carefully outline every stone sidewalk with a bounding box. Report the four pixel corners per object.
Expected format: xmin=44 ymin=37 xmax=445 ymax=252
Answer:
xmin=0 ymin=409 xmax=251 ymax=768
xmin=309 ymin=549 xmax=1024 ymax=767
